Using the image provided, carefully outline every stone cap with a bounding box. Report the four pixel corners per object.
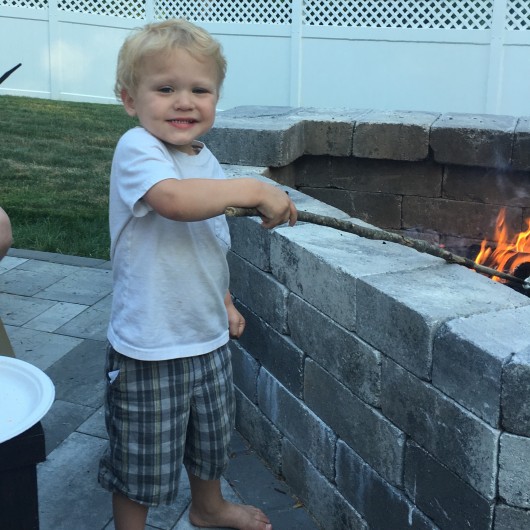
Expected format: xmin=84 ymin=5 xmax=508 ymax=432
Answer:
xmin=201 ymin=105 xmax=530 ymax=170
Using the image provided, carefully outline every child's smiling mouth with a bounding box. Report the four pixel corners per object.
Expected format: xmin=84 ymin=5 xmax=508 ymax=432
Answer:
xmin=169 ymin=119 xmax=196 ymax=123
xmin=168 ymin=118 xmax=197 ymax=128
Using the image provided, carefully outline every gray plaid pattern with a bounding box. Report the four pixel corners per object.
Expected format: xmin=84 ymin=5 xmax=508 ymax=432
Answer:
xmin=98 ymin=344 xmax=234 ymax=506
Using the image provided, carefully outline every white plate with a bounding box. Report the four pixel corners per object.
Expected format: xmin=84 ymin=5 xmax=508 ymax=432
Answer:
xmin=0 ymin=357 xmax=55 ymax=443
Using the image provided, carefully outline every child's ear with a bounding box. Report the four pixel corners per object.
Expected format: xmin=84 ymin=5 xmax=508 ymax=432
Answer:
xmin=121 ymin=89 xmax=137 ymax=117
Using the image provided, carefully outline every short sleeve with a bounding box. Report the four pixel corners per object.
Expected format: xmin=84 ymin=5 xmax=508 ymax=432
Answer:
xmin=112 ymin=128 xmax=178 ymax=218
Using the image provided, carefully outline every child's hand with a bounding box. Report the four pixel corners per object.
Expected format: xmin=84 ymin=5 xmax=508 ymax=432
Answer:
xmin=257 ymin=184 xmax=298 ymax=229
xmin=225 ymin=292 xmax=245 ymax=339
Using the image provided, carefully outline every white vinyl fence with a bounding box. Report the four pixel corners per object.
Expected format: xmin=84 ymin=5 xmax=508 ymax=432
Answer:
xmin=1 ymin=0 xmax=530 ymax=115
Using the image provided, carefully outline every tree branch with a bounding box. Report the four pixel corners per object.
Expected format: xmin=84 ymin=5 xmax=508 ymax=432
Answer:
xmin=225 ymin=207 xmax=529 ymax=288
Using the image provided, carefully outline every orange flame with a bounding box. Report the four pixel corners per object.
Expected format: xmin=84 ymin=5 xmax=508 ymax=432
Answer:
xmin=475 ymin=208 xmax=530 ymax=282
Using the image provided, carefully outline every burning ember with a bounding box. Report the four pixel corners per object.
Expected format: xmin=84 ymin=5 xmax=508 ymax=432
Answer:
xmin=475 ymin=208 xmax=530 ymax=283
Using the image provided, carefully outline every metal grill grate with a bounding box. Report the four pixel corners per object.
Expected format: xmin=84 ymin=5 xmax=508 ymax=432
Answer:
xmin=303 ymin=1 xmax=494 ymax=29
xmin=155 ymin=0 xmax=292 ymax=24
xmin=507 ymin=0 xmax=530 ymax=29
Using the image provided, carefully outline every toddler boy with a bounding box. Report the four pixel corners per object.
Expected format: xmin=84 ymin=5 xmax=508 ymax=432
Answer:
xmin=98 ymin=18 xmax=297 ymax=530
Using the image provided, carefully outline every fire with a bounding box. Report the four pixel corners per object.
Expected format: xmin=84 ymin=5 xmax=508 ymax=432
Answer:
xmin=475 ymin=208 xmax=530 ymax=282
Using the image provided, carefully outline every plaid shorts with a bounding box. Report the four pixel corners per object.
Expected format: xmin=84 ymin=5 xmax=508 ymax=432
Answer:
xmin=98 ymin=343 xmax=235 ymax=506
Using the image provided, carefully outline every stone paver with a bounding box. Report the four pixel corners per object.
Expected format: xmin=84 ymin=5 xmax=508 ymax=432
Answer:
xmin=1 ymin=249 xmax=320 ymax=530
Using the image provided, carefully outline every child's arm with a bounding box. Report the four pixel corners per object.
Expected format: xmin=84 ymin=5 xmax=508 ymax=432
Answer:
xmin=0 ymin=207 xmax=12 ymax=261
xmin=224 ymin=291 xmax=245 ymax=339
xmin=143 ymin=177 xmax=297 ymax=229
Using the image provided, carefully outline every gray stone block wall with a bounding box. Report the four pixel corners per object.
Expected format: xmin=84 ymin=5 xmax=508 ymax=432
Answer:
xmin=223 ymin=175 xmax=530 ymax=529
xmin=212 ymin=108 xmax=530 ymax=529
xmin=202 ymin=106 xmax=530 ymax=253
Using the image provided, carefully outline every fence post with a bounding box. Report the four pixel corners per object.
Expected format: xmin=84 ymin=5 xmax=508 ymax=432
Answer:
xmin=47 ymin=0 xmax=60 ymax=100
xmin=146 ymin=0 xmax=155 ymax=23
xmin=486 ymin=0 xmax=509 ymax=114
xmin=290 ymin=0 xmax=302 ymax=106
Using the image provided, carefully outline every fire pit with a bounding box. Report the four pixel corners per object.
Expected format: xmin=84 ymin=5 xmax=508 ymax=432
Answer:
xmin=474 ymin=207 xmax=530 ymax=290
xmin=203 ymin=107 xmax=530 ymax=529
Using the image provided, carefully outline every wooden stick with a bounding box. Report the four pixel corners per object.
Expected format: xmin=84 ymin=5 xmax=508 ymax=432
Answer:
xmin=225 ymin=207 xmax=529 ymax=288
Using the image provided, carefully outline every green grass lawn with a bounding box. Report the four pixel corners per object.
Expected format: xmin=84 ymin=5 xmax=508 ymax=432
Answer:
xmin=0 ymin=95 xmax=137 ymax=259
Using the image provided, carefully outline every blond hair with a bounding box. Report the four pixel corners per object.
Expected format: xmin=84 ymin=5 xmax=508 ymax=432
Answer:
xmin=115 ymin=18 xmax=227 ymax=98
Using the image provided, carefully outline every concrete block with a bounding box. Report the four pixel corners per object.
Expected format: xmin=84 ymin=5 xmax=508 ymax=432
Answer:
xmin=235 ymin=300 xmax=304 ymax=397
xmin=288 ymin=293 xmax=380 ymax=407
xmin=502 ymin=345 xmax=530 ymax=436
xmin=433 ymin=307 xmax=530 ymax=428
xmin=512 ymin=116 xmax=530 ymax=171
xmin=349 ymin=190 xmax=403 ymax=229
xmin=430 ymin=113 xmax=517 ymax=168
xmin=8 ymin=248 xmax=108 ymax=268
xmin=498 ymin=432 xmax=530 ymax=509
xmin=404 ymin=441 xmax=493 ymax=529
xmin=230 ymin=340 xmax=260 ymax=403
xmin=203 ymin=107 xmax=305 ymax=167
xmin=282 ymin=439 xmax=368 ymax=530
xmin=216 ymin=106 xmax=298 ymax=119
xmin=290 ymin=107 xmax=364 ymax=156
xmin=300 ymin=187 xmax=356 ymax=218
xmin=293 ymin=155 xmax=442 ymax=197
xmin=6 ymin=324 xmax=83 ymax=371
xmin=0 ymin=266 xmax=76 ymax=297
xmin=271 ymin=222 xmax=439 ymax=332
xmin=0 ymin=292 xmax=55 ymax=326
xmin=37 ymin=432 xmax=111 ymax=530
xmin=382 ymin=356 xmax=500 ymax=500
xmin=356 ymin=265 xmax=530 ymax=379
xmin=287 ymin=155 xmax=334 ymax=188
xmin=352 ymin=110 xmax=439 ymax=161
xmin=335 ymin=440 xmax=436 ymax=530
xmin=22 ymin=301 xmax=88 ymax=333
xmin=443 ymin=165 xmax=530 ymax=208
xmin=228 ymin=252 xmax=290 ymax=334
xmin=287 ymin=185 xmax=352 ymax=219
xmin=45 ymin=339 xmax=106 ymax=409
xmin=494 ymin=503 xmax=530 ymax=530
xmin=223 ymin=434 xmax=321 ymax=530
xmin=56 ymin=293 xmax=111 ymax=341
xmin=78 ymin=406 xmax=107 ymax=439
xmin=234 ymin=388 xmax=282 ymax=475
xmin=263 ymin=163 xmax=298 ymax=188
xmin=301 ymin=186 xmax=403 ymax=229
xmin=257 ymin=369 xmax=336 ymax=481
xmin=402 ymin=196 xmax=522 ymax=239
xmin=271 ymin=224 xmax=358 ymax=330
xmin=228 ymin=216 xmax=271 ymax=272
xmin=41 ymin=400 xmax=96 ymax=456
xmin=305 ymin=358 xmax=405 ymax=487
xmin=37 ymin=267 xmax=112 ymax=306
xmin=332 ymin=158 xmax=442 ymax=197
xmin=206 ymin=106 xmax=368 ymax=164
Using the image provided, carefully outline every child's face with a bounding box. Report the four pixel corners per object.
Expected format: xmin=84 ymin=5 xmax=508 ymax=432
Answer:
xmin=122 ymin=48 xmax=220 ymax=155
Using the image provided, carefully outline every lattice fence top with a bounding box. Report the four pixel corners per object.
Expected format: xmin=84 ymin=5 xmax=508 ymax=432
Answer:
xmin=156 ymin=0 xmax=292 ymax=24
xmin=58 ymin=0 xmax=145 ymax=18
xmin=304 ymin=1 xmax=493 ymax=29
xmin=507 ymin=0 xmax=530 ymax=30
xmin=1 ymin=0 xmax=529 ymax=30
xmin=2 ymin=0 xmax=47 ymax=9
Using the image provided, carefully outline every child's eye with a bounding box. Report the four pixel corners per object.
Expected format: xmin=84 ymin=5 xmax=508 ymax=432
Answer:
xmin=158 ymin=86 xmax=173 ymax=94
xmin=192 ymin=87 xmax=210 ymax=94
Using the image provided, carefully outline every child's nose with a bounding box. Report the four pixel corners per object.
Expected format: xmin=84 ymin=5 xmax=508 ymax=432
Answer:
xmin=175 ymin=90 xmax=193 ymax=109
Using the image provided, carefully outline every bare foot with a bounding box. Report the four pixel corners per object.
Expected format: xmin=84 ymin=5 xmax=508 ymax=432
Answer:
xmin=189 ymin=499 xmax=272 ymax=530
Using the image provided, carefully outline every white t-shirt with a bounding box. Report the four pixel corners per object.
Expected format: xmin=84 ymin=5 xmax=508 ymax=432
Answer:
xmin=107 ymin=127 xmax=231 ymax=361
